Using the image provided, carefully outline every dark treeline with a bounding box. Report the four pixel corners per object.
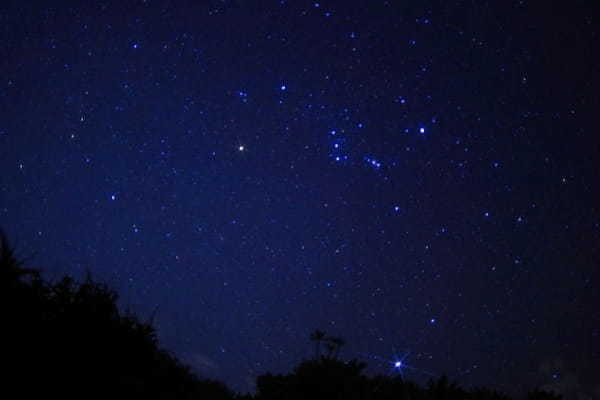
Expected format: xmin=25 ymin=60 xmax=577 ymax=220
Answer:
xmin=2 ymin=232 xmax=561 ymax=400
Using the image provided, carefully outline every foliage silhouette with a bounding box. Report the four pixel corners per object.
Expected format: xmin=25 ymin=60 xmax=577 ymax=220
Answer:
xmin=527 ymin=389 xmax=563 ymax=400
xmin=469 ymin=387 xmax=512 ymax=400
xmin=327 ymin=336 xmax=345 ymax=359
xmin=2 ymin=231 xmax=567 ymax=400
xmin=309 ymin=330 xmax=345 ymax=360
xmin=253 ymin=330 xmax=566 ymax=400
xmin=256 ymin=357 xmax=368 ymax=400
xmin=310 ymin=329 xmax=327 ymax=359
xmin=2 ymin=231 xmax=233 ymax=400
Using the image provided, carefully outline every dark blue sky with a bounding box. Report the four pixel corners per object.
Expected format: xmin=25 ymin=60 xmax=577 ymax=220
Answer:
xmin=1 ymin=0 xmax=598 ymax=396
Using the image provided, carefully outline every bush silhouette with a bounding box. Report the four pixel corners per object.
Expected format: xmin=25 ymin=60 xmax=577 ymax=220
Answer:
xmin=2 ymin=232 xmax=571 ymax=400
xmin=256 ymin=357 xmax=369 ymax=400
xmin=2 ymin=232 xmax=232 ymax=399
xmin=527 ymin=389 xmax=562 ymax=400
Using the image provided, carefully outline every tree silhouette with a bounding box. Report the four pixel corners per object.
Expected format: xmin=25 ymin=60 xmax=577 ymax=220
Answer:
xmin=470 ymin=387 xmax=512 ymax=400
xmin=310 ymin=332 xmax=345 ymax=360
xmin=309 ymin=329 xmax=326 ymax=359
xmin=1 ymin=231 xmax=233 ymax=400
xmin=256 ymin=357 xmax=368 ymax=400
xmin=324 ymin=340 xmax=335 ymax=359
xmin=426 ymin=375 xmax=467 ymax=400
xmin=527 ymin=389 xmax=563 ymax=400
xmin=1 ymin=230 xmax=570 ymax=400
xmin=327 ymin=336 xmax=345 ymax=359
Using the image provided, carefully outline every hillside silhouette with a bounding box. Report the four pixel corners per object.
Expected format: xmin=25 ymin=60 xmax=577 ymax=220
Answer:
xmin=1 ymin=231 xmax=562 ymax=400
xmin=2 ymin=232 xmax=232 ymax=399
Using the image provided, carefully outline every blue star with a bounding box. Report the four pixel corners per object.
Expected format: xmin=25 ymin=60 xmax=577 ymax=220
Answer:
xmin=365 ymin=156 xmax=382 ymax=169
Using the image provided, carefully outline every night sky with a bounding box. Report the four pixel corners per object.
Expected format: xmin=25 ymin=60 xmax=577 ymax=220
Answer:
xmin=2 ymin=0 xmax=599 ymax=396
